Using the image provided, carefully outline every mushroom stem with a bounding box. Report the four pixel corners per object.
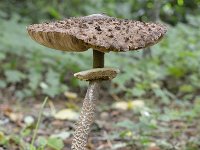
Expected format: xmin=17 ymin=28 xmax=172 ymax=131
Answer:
xmin=71 ymin=81 xmax=100 ymax=150
xmin=72 ymin=49 xmax=105 ymax=150
xmin=93 ymin=50 xmax=104 ymax=68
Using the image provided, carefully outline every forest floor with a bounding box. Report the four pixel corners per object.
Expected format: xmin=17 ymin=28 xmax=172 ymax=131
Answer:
xmin=1 ymin=87 xmax=200 ymax=150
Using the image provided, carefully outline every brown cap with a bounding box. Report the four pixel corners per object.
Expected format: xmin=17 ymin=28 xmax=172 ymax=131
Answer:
xmin=74 ymin=67 xmax=120 ymax=81
xmin=27 ymin=14 xmax=167 ymax=52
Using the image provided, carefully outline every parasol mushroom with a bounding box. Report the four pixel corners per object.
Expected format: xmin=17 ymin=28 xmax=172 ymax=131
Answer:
xmin=27 ymin=14 xmax=167 ymax=150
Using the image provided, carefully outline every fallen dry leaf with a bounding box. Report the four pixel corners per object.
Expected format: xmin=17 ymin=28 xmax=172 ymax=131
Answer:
xmin=147 ymin=143 xmax=160 ymax=150
xmin=112 ymin=100 xmax=145 ymax=111
xmin=2 ymin=106 xmax=23 ymax=124
xmin=64 ymin=91 xmax=78 ymax=100
xmin=54 ymin=109 xmax=79 ymax=121
xmin=0 ymin=131 xmax=5 ymax=141
xmin=112 ymin=101 xmax=128 ymax=110
xmin=128 ymin=100 xmax=145 ymax=109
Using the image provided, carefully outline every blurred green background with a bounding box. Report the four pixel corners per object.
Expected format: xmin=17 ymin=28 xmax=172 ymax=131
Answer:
xmin=0 ymin=0 xmax=200 ymax=100
xmin=0 ymin=0 xmax=200 ymax=149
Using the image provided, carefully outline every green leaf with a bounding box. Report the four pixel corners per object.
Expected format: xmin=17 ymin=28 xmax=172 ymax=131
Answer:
xmin=168 ymin=66 xmax=185 ymax=78
xmin=131 ymin=88 xmax=146 ymax=97
xmin=51 ymin=131 xmax=71 ymax=140
xmin=47 ymin=137 xmax=64 ymax=150
xmin=37 ymin=136 xmax=47 ymax=147
xmin=179 ymin=84 xmax=194 ymax=93
xmin=116 ymin=120 xmax=135 ymax=130
xmin=28 ymin=72 xmax=42 ymax=91
xmin=47 ymin=7 xmax=61 ymax=19
xmin=5 ymin=70 xmax=26 ymax=83
xmin=0 ymin=52 xmax=6 ymax=61
xmin=0 ymin=80 xmax=6 ymax=88
xmin=29 ymin=145 xmax=36 ymax=150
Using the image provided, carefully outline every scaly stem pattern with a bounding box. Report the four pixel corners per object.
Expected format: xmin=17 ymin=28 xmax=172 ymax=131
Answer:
xmin=71 ymin=81 xmax=100 ymax=150
xmin=71 ymin=50 xmax=104 ymax=150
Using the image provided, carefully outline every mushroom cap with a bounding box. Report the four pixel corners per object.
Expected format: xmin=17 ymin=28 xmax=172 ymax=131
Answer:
xmin=27 ymin=14 xmax=167 ymax=52
xmin=74 ymin=67 xmax=120 ymax=81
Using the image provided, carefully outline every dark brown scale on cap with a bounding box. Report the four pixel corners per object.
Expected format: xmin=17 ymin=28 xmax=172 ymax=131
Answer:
xmin=95 ymin=25 xmax=102 ymax=31
xmin=27 ymin=14 xmax=167 ymax=53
